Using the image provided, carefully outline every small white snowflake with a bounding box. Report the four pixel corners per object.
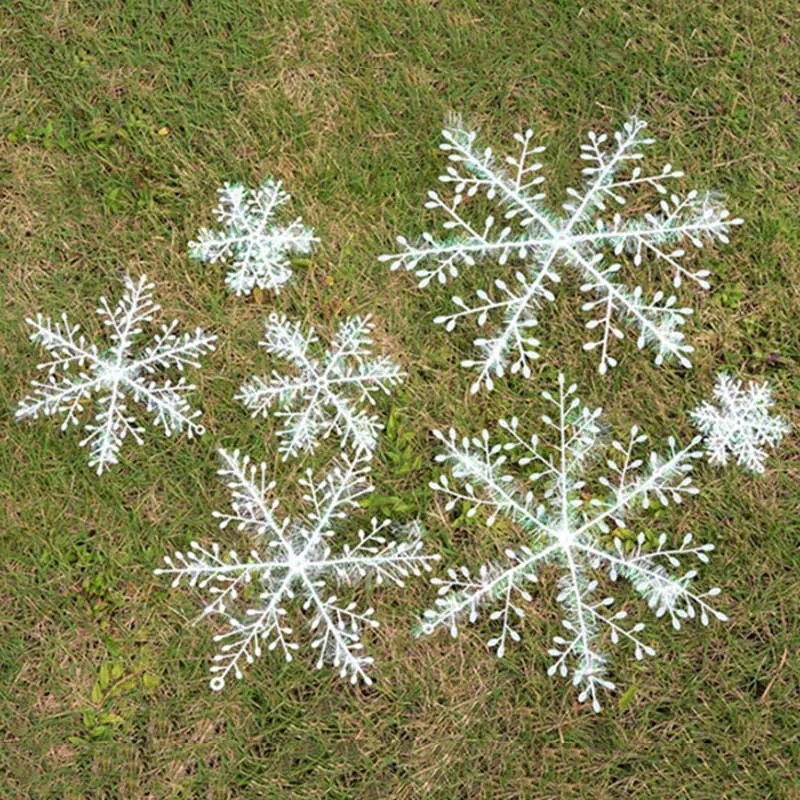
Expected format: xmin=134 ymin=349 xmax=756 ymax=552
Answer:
xmin=190 ymin=179 xmax=317 ymax=296
xmin=236 ymin=314 xmax=406 ymax=461
xmin=419 ymin=374 xmax=726 ymax=712
xmin=155 ymin=448 xmax=439 ymax=689
xmin=381 ymin=116 xmax=743 ymax=391
xmin=690 ymin=373 xmax=790 ymax=474
xmin=16 ymin=275 xmax=217 ymax=475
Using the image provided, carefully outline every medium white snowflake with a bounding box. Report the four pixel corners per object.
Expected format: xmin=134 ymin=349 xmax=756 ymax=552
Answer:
xmin=418 ymin=374 xmax=726 ymax=712
xmin=236 ymin=313 xmax=406 ymax=461
xmin=16 ymin=275 xmax=217 ymax=475
xmin=690 ymin=373 xmax=790 ymax=474
xmin=190 ymin=179 xmax=317 ymax=296
xmin=381 ymin=115 xmax=743 ymax=392
xmin=155 ymin=448 xmax=439 ymax=689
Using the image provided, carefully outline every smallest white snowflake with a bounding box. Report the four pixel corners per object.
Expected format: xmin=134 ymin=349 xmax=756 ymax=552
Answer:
xmin=690 ymin=373 xmax=790 ymax=474
xmin=190 ymin=179 xmax=317 ymax=296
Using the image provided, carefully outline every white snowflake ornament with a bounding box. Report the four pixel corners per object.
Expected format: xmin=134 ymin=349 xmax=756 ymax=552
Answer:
xmin=16 ymin=275 xmax=217 ymax=475
xmin=156 ymin=448 xmax=439 ymax=689
xmin=419 ymin=374 xmax=726 ymax=712
xmin=690 ymin=373 xmax=790 ymax=474
xmin=381 ymin=116 xmax=743 ymax=391
xmin=190 ymin=179 xmax=317 ymax=296
xmin=236 ymin=314 xmax=406 ymax=461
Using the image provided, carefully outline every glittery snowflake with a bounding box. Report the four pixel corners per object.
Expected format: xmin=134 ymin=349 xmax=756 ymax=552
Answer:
xmin=418 ymin=374 xmax=726 ymax=712
xmin=690 ymin=373 xmax=790 ymax=474
xmin=381 ymin=115 xmax=743 ymax=391
xmin=236 ymin=314 xmax=405 ymax=460
xmin=16 ymin=275 xmax=217 ymax=475
xmin=190 ymin=179 xmax=317 ymax=296
xmin=155 ymin=448 xmax=439 ymax=689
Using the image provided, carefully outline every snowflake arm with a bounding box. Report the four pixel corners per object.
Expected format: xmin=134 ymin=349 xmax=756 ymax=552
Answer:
xmin=596 ymin=532 xmax=725 ymax=628
xmin=563 ymin=117 xmax=664 ymax=223
xmin=208 ymin=588 xmax=298 ymax=690
xmin=587 ymin=192 xmax=734 ymax=289
xmin=439 ymin=270 xmax=555 ymax=393
xmin=137 ymin=320 xmax=219 ymax=372
xmin=383 ymin=115 xmax=742 ymax=386
xmin=690 ymin=374 xmax=791 ymax=473
xmin=418 ymin=373 xmax=724 ymax=711
xmin=577 ymin=258 xmax=695 ymax=375
xmin=236 ymin=314 xmax=405 ymax=460
xmin=154 ymin=541 xmax=284 ymax=624
xmin=428 ymin=427 xmax=551 ymax=534
xmin=15 ymin=372 xmax=101 ymax=429
xmin=299 ymin=451 xmax=374 ymax=537
xmin=590 ymin=431 xmax=703 ymax=531
xmin=156 ymin=448 xmax=439 ymax=690
xmin=190 ymin=179 xmax=317 ymax=296
xmin=20 ymin=312 xmax=100 ymax=373
xmin=15 ymin=313 xmax=104 ymax=424
xmin=304 ymin=587 xmax=376 ymax=684
xmin=96 ymin=275 xmax=159 ymax=355
xmin=79 ymin=389 xmax=144 ymax=473
xmin=212 ymin=448 xmax=288 ymax=542
xmin=420 ymin=547 xmax=556 ymax=653
xmin=16 ymin=275 xmax=216 ymax=475
xmin=129 ymin=378 xmax=207 ymax=440
xmin=315 ymin=519 xmax=435 ymax=587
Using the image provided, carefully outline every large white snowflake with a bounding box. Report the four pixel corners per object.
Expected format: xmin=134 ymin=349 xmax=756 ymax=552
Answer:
xmin=16 ymin=275 xmax=217 ymax=475
xmin=190 ymin=179 xmax=317 ymax=296
xmin=419 ymin=374 xmax=726 ymax=712
xmin=381 ymin=115 xmax=743 ymax=392
xmin=690 ymin=373 xmax=790 ymax=474
xmin=155 ymin=448 xmax=439 ymax=689
xmin=236 ymin=313 xmax=406 ymax=460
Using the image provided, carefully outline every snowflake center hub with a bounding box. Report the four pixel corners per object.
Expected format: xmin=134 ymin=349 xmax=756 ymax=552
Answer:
xmin=98 ymin=358 xmax=136 ymax=387
xmin=555 ymin=524 xmax=576 ymax=549
xmin=284 ymin=549 xmax=306 ymax=577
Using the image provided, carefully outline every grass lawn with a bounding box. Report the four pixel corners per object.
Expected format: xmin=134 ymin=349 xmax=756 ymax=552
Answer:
xmin=1 ymin=1 xmax=798 ymax=797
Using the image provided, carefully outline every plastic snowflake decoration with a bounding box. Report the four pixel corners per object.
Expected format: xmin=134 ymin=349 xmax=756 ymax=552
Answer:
xmin=419 ymin=374 xmax=726 ymax=712
xmin=381 ymin=115 xmax=743 ymax=392
xmin=690 ymin=373 xmax=790 ymax=474
xmin=155 ymin=448 xmax=439 ymax=689
xmin=190 ymin=179 xmax=317 ymax=296
xmin=16 ymin=275 xmax=217 ymax=475
xmin=236 ymin=314 xmax=406 ymax=460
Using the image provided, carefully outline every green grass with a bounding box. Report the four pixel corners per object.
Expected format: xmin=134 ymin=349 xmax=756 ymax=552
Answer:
xmin=1 ymin=0 xmax=798 ymax=797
